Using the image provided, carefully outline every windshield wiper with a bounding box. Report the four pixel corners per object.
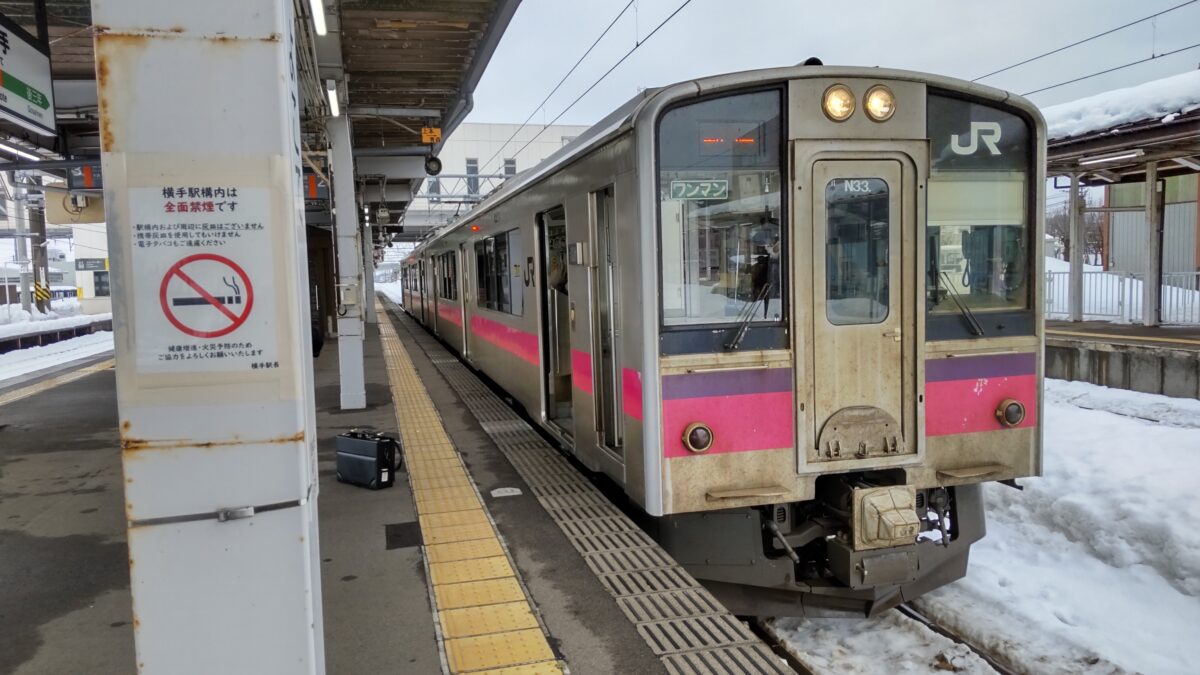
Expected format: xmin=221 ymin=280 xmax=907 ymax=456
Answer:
xmin=725 ymin=282 xmax=772 ymax=350
xmin=939 ymin=271 xmax=985 ymax=337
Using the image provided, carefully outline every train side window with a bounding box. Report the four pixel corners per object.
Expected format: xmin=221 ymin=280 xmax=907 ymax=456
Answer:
xmin=439 ymin=251 xmax=457 ymax=300
xmin=473 ymin=230 xmax=521 ymax=315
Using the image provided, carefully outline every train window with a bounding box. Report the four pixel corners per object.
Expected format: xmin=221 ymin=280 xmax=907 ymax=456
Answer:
xmin=926 ymin=94 xmax=1031 ymax=322
xmin=657 ymin=89 xmax=784 ymax=330
xmin=474 ymin=229 xmax=522 ymax=315
xmin=439 ymin=252 xmax=457 ymax=300
xmin=825 ymin=178 xmax=890 ymax=324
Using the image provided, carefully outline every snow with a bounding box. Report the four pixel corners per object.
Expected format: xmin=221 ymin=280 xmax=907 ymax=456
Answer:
xmin=0 ymin=331 xmax=113 ymax=383
xmin=0 ymin=298 xmax=111 ymax=339
xmin=1044 ymin=256 xmax=1200 ymax=324
xmin=376 ymin=281 xmax=404 ymax=306
xmin=1041 ymin=69 xmax=1200 ymax=141
xmin=769 ymin=380 xmax=1200 ymax=674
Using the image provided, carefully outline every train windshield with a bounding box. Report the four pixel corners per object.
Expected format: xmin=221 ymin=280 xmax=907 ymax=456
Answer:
xmin=657 ymin=90 xmax=784 ymax=327
xmin=926 ymin=94 xmax=1031 ymax=316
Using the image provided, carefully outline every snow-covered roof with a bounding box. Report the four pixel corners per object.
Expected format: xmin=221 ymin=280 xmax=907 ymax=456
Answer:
xmin=1041 ymin=69 xmax=1200 ymax=141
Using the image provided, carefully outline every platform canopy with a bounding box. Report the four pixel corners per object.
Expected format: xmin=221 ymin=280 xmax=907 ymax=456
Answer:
xmin=1043 ymin=69 xmax=1200 ymax=184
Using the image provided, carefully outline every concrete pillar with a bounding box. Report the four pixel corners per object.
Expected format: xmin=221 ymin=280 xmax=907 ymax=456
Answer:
xmin=326 ymin=115 xmax=366 ymax=408
xmin=362 ymin=221 xmax=378 ymax=324
xmin=1067 ymin=173 xmax=1084 ymax=322
xmin=29 ymin=206 xmax=48 ymax=312
xmin=93 ymin=1 xmax=325 ymax=671
xmin=1143 ymin=163 xmax=1163 ymax=327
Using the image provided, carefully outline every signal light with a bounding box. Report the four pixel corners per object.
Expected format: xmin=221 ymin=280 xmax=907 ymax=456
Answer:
xmin=470 ymin=225 xmax=480 ymax=232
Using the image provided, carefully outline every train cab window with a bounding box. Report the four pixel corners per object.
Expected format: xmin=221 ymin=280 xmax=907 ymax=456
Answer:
xmin=825 ymin=178 xmax=890 ymax=324
xmin=657 ymin=89 xmax=785 ymax=347
xmin=926 ymin=93 xmax=1033 ymax=338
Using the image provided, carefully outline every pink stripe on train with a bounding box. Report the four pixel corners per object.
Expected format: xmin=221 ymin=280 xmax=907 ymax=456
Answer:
xmin=622 ymin=368 xmax=643 ymax=422
xmin=662 ymin=390 xmax=794 ymax=458
xmin=469 ymin=314 xmax=539 ymax=365
xmin=436 ymin=302 xmax=462 ymax=327
xmin=571 ymin=349 xmax=593 ymax=395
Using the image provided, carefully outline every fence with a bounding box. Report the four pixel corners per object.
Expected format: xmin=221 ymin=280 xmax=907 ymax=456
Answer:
xmin=1044 ymin=270 xmax=1200 ymax=325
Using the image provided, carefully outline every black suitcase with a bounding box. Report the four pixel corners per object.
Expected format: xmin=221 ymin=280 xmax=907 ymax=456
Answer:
xmin=335 ymin=430 xmax=400 ymax=490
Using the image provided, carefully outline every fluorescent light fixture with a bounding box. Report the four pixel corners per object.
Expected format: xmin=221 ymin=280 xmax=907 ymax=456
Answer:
xmin=309 ymin=0 xmax=327 ymax=36
xmin=0 ymin=140 xmax=41 ymax=162
xmin=326 ymin=79 xmax=339 ymax=117
xmin=1079 ymin=149 xmax=1144 ymax=166
xmin=1173 ymin=156 xmax=1200 ymax=171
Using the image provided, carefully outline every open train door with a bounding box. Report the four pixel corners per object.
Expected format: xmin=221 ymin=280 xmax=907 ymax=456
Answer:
xmin=537 ymin=206 xmax=574 ymax=439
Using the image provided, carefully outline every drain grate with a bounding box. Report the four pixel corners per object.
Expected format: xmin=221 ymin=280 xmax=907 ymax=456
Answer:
xmin=386 ymin=303 xmax=792 ymax=675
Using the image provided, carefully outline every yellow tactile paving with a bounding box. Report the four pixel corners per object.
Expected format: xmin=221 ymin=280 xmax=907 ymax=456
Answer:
xmin=439 ymin=602 xmax=540 ymax=640
xmin=445 ymin=629 xmax=557 ymax=673
xmin=469 ymin=662 xmax=566 ymax=675
xmin=377 ymin=301 xmax=561 ymax=674
xmin=425 ymin=538 xmax=507 ymax=565
xmin=430 ymin=555 xmax=515 ymax=586
xmin=434 ymin=576 xmax=527 ymax=611
xmin=0 ymin=358 xmax=114 ymax=408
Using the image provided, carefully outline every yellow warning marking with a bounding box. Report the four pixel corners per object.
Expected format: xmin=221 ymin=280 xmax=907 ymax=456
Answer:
xmin=1047 ymin=328 xmax=1200 ymax=347
xmin=439 ymin=601 xmax=540 ymax=640
xmin=377 ymin=301 xmax=561 ymax=674
xmin=444 ymin=629 xmax=556 ymax=673
xmin=0 ymin=359 xmax=114 ymax=408
xmin=469 ymin=662 xmax=565 ymax=675
xmin=430 ymin=556 xmax=515 ymax=586
xmin=426 ymin=538 xmax=507 ymax=565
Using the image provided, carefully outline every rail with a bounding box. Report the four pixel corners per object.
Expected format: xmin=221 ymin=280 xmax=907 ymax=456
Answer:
xmin=1044 ymin=270 xmax=1200 ymax=325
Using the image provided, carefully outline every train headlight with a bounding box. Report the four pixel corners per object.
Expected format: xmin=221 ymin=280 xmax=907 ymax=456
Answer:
xmin=996 ymin=399 xmax=1026 ymax=427
xmin=822 ymin=84 xmax=855 ymax=122
xmin=864 ymin=85 xmax=896 ymax=122
xmin=682 ymin=422 xmax=714 ymax=453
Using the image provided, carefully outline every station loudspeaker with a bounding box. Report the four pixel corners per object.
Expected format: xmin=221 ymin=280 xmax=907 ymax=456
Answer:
xmin=424 ymin=155 xmax=442 ymax=176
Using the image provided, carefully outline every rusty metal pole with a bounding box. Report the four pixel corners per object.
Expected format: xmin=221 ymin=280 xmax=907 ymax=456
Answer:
xmin=1142 ymin=162 xmax=1164 ymax=327
xmin=29 ymin=205 xmax=48 ymax=312
xmin=1067 ymin=173 xmax=1084 ymax=322
xmin=92 ymin=1 xmax=325 ymax=672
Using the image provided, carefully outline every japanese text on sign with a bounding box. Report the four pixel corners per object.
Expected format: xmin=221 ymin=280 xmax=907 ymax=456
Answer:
xmin=669 ymin=180 xmax=729 ymax=200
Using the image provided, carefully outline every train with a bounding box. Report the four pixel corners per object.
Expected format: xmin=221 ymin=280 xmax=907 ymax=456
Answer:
xmin=399 ymin=64 xmax=1045 ymax=617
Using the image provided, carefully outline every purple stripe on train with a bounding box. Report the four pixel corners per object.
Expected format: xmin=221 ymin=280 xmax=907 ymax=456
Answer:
xmin=661 ymin=367 xmax=792 ymax=400
xmin=925 ymin=352 xmax=1036 ymax=383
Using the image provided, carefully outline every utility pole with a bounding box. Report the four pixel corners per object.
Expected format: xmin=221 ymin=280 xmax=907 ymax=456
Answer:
xmin=30 ymin=204 xmax=48 ymax=312
xmin=9 ymin=175 xmax=33 ymax=313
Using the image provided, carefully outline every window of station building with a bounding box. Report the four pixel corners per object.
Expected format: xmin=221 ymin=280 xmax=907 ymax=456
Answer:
xmin=657 ymin=89 xmax=785 ymax=333
xmin=466 ymin=158 xmax=479 ymax=196
xmin=428 ymin=177 xmax=440 ymax=204
xmin=474 ymin=229 xmax=524 ymax=315
xmin=503 ymin=158 xmax=517 ymax=177
xmin=439 ymin=251 xmax=458 ymax=300
xmin=926 ymin=93 xmax=1032 ymax=328
xmin=93 ymin=271 xmax=111 ymax=298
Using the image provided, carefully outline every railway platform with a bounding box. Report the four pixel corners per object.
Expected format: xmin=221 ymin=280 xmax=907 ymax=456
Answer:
xmin=0 ymin=299 xmax=789 ymax=674
xmin=1045 ymin=320 xmax=1200 ymax=399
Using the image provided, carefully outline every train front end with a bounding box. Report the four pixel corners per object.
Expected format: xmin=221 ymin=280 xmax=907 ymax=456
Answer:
xmin=641 ymin=69 xmax=1045 ymax=616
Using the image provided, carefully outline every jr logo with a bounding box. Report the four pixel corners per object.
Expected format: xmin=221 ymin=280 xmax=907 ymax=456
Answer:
xmin=950 ymin=121 xmax=1002 ymax=156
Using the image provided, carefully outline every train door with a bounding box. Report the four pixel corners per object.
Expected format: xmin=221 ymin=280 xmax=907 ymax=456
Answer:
xmin=430 ymin=254 xmax=440 ymax=335
xmin=590 ymin=187 xmax=622 ymax=454
xmin=459 ymin=244 xmax=470 ymax=356
xmin=538 ymin=206 xmax=573 ymax=437
xmin=810 ymin=159 xmax=907 ymax=452
xmin=418 ymin=257 xmax=427 ymax=324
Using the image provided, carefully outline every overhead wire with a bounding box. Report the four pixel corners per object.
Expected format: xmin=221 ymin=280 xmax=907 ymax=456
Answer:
xmin=972 ymin=0 xmax=1198 ymax=82
xmin=505 ymin=0 xmax=697 ymax=163
xmin=479 ymin=0 xmax=637 ymax=175
xmin=1021 ymin=41 xmax=1200 ymax=96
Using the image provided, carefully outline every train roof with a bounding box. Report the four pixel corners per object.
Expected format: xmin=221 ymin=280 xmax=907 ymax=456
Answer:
xmin=406 ymin=64 xmax=1043 ymax=260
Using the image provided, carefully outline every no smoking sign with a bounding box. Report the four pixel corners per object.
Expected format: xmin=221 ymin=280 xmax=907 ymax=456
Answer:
xmin=160 ymin=253 xmax=255 ymax=338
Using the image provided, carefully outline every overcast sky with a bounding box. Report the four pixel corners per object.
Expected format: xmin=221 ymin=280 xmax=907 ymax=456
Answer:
xmin=465 ymin=0 xmax=1200 ymax=135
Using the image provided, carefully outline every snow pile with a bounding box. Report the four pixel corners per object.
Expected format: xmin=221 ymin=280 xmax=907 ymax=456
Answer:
xmin=913 ymin=381 xmax=1200 ymax=674
xmin=0 ymin=331 xmax=113 ymax=383
xmin=1041 ymin=69 xmax=1200 ymax=140
xmin=375 ymin=281 xmax=404 ymax=306
xmin=767 ymin=611 xmax=994 ymax=674
xmin=1046 ymin=379 xmax=1200 ymax=428
xmin=0 ymin=299 xmax=110 ymax=339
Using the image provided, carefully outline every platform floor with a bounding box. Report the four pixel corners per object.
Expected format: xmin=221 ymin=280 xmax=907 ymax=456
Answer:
xmin=1046 ymin=319 xmax=1200 ymax=351
xmin=0 ymin=303 xmax=779 ymax=673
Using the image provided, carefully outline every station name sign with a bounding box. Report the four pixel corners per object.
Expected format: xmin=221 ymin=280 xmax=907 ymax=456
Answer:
xmin=0 ymin=13 xmax=56 ymax=137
